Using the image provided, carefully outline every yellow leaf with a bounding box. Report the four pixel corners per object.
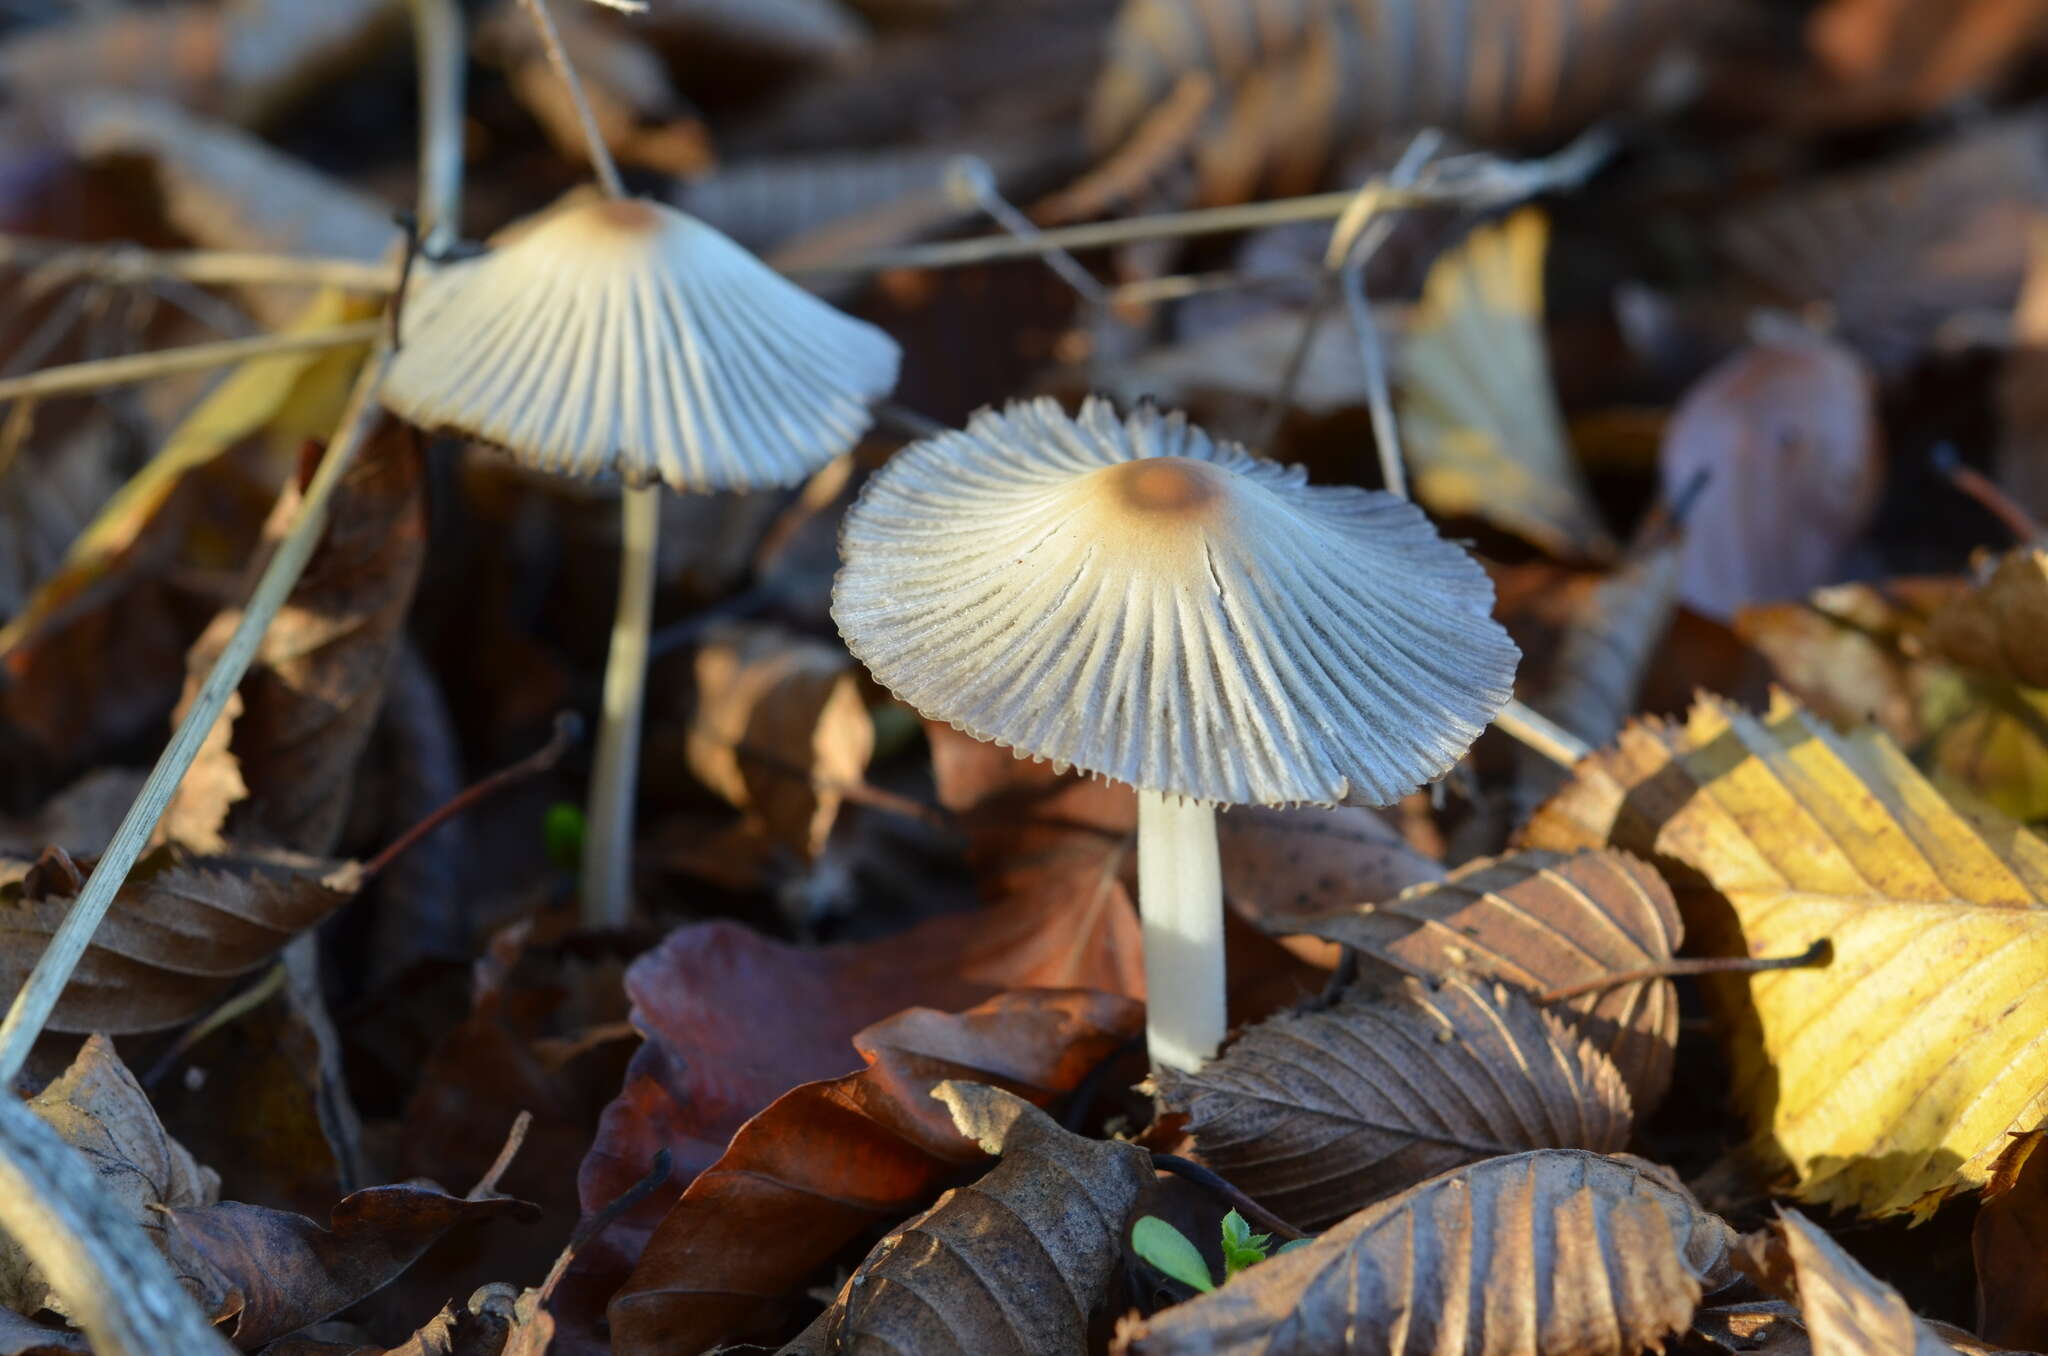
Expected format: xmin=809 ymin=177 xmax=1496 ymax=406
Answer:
xmin=1524 ymin=692 xmax=2048 ymax=1218
xmin=1397 ymin=208 xmax=1616 ymax=560
xmin=0 ymin=288 xmax=378 ymax=657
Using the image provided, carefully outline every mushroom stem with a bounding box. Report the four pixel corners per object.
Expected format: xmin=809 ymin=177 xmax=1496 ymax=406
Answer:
xmin=581 ymin=482 xmax=660 ymax=926
xmin=1136 ymin=790 xmax=1226 ymax=1073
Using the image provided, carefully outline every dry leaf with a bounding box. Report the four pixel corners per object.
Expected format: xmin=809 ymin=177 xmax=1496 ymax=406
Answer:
xmin=1157 ymin=974 xmax=1634 ymax=1230
xmin=1806 ymin=0 xmax=2048 ymax=121
xmin=606 ymin=991 xmax=1142 ymax=1355
xmin=0 ymin=847 xmax=358 ymax=1035
xmin=1398 ymin=210 xmax=1615 ymax=560
xmin=1525 ymin=692 xmax=2048 ymax=1217
xmin=1720 ymin=115 xmax=2048 ymax=374
xmin=1928 ymin=548 xmax=2048 ymax=690
xmin=685 ymin=622 xmax=876 ymax=859
xmin=1998 ymin=218 xmax=2048 ymax=522
xmin=1288 ymin=849 xmax=1682 ymax=1113
xmin=1739 ymin=1209 xmax=1957 ymax=1355
xmin=1216 ymin=804 xmax=1444 ymax=931
xmin=794 ymin=1081 xmax=1153 ymax=1356
xmin=1974 ymin=1132 xmax=2048 ymax=1350
xmin=1081 ymin=0 xmax=1699 ymax=208
xmin=165 ymin=1185 xmax=540 ymax=1348
xmin=1115 ymin=1149 xmax=1734 ymax=1356
xmin=1657 ymin=336 xmax=1882 ymax=622
xmin=0 ymin=1035 xmax=218 ymax=1319
xmin=169 ymin=415 xmax=427 ymax=856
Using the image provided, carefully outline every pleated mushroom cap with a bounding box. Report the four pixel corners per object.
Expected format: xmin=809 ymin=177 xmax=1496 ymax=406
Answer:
xmin=833 ymin=398 xmax=1520 ymax=807
xmin=384 ymin=195 xmax=900 ymax=492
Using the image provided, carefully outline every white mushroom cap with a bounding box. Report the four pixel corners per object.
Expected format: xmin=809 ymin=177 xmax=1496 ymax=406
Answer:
xmin=383 ymin=195 xmax=901 ymax=492
xmin=833 ymin=398 xmax=1520 ymax=808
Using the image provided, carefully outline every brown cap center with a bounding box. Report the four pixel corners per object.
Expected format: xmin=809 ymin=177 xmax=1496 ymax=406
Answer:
xmin=1100 ymin=457 xmax=1228 ymax=516
xmin=589 ymin=199 xmax=662 ymax=235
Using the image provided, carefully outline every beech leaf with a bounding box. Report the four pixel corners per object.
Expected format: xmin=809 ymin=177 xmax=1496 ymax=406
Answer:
xmin=790 ymin=1081 xmax=1153 ymax=1356
xmin=1739 ymin=1209 xmax=1956 ymax=1355
xmin=1928 ymin=547 xmax=2048 ymax=690
xmin=1287 ymin=849 xmax=1682 ymax=1113
xmin=0 ymin=848 xmax=358 ymax=1035
xmin=1525 ymin=691 xmax=2048 ymax=1217
xmin=0 ymin=1035 xmax=218 ymax=1320
xmin=1114 ymin=1149 xmax=1734 ymax=1356
xmin=1156 ymin=975 xmax=1634 ymax=1230
xmin=164 ymin=1184 xmax=540 ymax=1348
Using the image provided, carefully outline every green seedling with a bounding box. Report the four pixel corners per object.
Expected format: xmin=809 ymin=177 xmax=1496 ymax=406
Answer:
xmin=544 ymin=801 xmax=586 ymax=873
xmin=1132 ymin=1210 xmax=1310 ymax=1293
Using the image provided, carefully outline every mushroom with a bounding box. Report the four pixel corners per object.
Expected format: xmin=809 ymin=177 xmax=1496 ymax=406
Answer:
xmin=832 ymin=397 xmax=1518 ymax=1071
xmin=385 ymin=191 xmax=900 ymax=924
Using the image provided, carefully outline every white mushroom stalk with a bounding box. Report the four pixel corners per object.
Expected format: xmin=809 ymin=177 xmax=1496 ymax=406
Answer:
xmin=1137 ymin=791 xmax=1225 ymax=1071
xmin=833 ymin=397 xmax=1519 ymax=1071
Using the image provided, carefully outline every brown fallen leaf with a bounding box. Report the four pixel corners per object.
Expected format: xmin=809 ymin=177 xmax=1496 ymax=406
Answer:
xmin=1524 ymin=692 xmax=2048 ymax=1218
xmin=1398 ymin=210 xmax=1616 ymax=560
xmin=0 ymin=1035 xmax=218 ymax=1320
xmin=1115 ymin=1149 xmax=1735 ymax=1356
xmin=0 ymin=847 xmax=358 ymax=1035
xmin=165 ymin=1184 xmax=540 ymax=1349
xmin=1287 ymin=849 xmax=1683 ymax=1114
xmin=1657 ymin=336 xmax=1882 ymax=622
xmin=793 ymin=1080 xmax=1153 ymax=1356
xmin=0 ymin=1308 xmax=88 ymax=1354
xmin=169 ymin=415 xmax=427 ymax=857
xmin=1719 ymin=114 xmax=2048 ymax=374
xmin=683 ymin=622 xmax=876 ymax=860
xmin=1739 ymin=1209 xmax=1959 ymax=1355
xmin=1216 ymin=803 xmax=1444 ymax=932
xmin=1974 ymin=1132 xmax=2048 ymax=1350
xmin=1928 ymin=548 xmax=2048 ymax=690
xmin=607 ymin=990 xmax=1142 ymax=1355
xmin=1805 ymin=0 xmax=2048 ymax=122
xmin=1156 ymin=974 xmax=1634 ymax=1231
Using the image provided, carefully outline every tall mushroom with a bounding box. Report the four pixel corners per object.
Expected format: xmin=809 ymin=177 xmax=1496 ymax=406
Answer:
xmin=384 ymin=191 xmax=900 ymax=925
xmin=832 ymin=397 xmax=1517 ymax=1071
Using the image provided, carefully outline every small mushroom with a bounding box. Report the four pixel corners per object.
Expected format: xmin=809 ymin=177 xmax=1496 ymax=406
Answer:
xmin=385 ymin=191 xmax=900 ymax=924
xmin=832 ymin=397 xmax=1518 ymax=1071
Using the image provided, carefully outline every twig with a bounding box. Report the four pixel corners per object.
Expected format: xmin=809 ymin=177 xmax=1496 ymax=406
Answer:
xmin=471 ymin=1111 xmax=536 ymax=1199
xmin=1493 ymin=701 xmax=1594 ymax=768
xmin=1151 ymin=1154 xmax=1308 ymax=1242
xmin=0 ymin=236 xmax=399 ymax=293
xmin=362 ymin=712 xmax=582 ymax=880
xmin=0 ymin=349 xmax=394 ymax=1082
xmin=795 ymin=129 xmax=1616 ymax=277
xmin=0 ymin=1097 xmax=236 ymax=1354
xmin=561 ymin=1149 xmax=671 ymax=1271
xmin=519 ymin=0 xmax=626 ymax=199
xmin=1537 ymin=939 xmax=1832 ymax=1005
xmin=1933 ymin=442 xmax=2043 ymax=544
xmin=0 ymin=322 xmax=382 ymax=403
xmin=946 ymin=156 xmax=1107 ymax=306
xmin=140 ymin=962 xmax=289 ymax=1090
xmin=410 ymin=0 xmax=467 ymax=258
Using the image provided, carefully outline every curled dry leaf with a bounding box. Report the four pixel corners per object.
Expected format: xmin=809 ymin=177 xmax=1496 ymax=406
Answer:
xmin=170 ymin=413 xmax=426 ymax=857
xmin=1525 ymin=692 xmax=2048 ymax=1218
xmin=1114 ymin=1149 xmax=1735 ymax=1356
xmin=1927 ymin=548 xmax=2048 ymax=690
xmin=1719 ymin=114 xmax=2048 ymax=374
xmin=1657 ymin=336 xmax=1882 ymax=623
xmin=685 ymin=622 xmax=877 ymax=860
xmin=0 ymin=847 xmax=358 ymax=1035
xmin=1739 ymin=1209 xmax=1957 ymax=1355
xmin=607 ymin=991 xmax=1142 ymax=1356
xmin=164 ymin=1185 xmax=541 ymax=1349
xmin=1288 ymin=848 xmax=1682 ymax=1114
xmin=1156 ymin=974 xmax=1634 ymax=1230
xmin=0 ymin=1035 xmax=218 ymax=1320
xmin=793 ymin=1081 xmax=1153 ymax=1356
xmin=1398 ymin=210 xmax=1615 ymax=560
